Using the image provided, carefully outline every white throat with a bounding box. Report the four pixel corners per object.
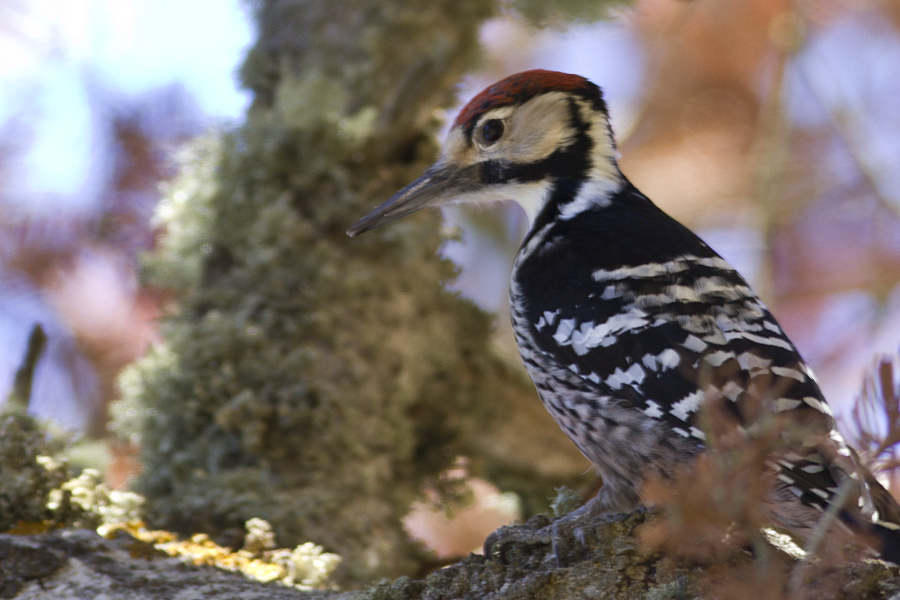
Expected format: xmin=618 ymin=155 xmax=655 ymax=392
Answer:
xmin=513 ymin=181 xmax=553 ymax=227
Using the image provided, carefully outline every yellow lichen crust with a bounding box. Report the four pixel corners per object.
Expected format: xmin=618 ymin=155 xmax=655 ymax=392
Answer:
xmin=48 ymin=468 xmax=145 ymax=531
xmin=106 ymin=518 xmax=340 ymax=591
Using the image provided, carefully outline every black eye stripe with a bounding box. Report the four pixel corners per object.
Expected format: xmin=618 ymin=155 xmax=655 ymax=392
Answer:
xmin=480 ymin=119 xmax=504 ymax=145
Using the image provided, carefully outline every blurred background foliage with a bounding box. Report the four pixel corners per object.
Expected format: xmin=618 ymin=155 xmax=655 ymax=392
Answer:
xmin=2 ymin=0 xmax=900 ymax=586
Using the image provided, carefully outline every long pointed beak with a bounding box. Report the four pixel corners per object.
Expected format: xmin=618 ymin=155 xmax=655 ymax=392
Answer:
xmin=347 ymin=162 xmax=480 ymax=237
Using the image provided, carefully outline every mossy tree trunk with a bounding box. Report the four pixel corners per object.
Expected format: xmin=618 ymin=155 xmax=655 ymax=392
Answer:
xmin=111 ymin=0 xmax=555 ymax=586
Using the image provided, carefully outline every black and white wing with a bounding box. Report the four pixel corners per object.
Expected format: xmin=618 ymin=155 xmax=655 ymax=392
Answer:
xmin=511 ymin=185 xmax=872 ymax=530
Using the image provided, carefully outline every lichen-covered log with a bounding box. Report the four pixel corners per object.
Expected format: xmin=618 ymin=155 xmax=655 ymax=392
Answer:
xmin=4 ymin=509 xmax=900 ymax=599
xmin=358 ymin=509 xmax=900 ymax=600
xmin=364 ymin=511 xmax=698 ymax=600
xmin=109 ymin=0 xmax=556 ymax=585
xmin=0 ymin=529 xmax=352 ymax=600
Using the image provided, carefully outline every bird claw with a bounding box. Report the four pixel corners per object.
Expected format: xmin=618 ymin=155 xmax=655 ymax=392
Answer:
xmin=483 ymin=514 xmax=553 ymax=563
xmin=483 ymin=509 xmax=599 ymax=566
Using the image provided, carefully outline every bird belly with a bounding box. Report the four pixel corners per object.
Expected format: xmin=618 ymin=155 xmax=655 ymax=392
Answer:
xmin=519 ymin=350 xmax=701 ymax=513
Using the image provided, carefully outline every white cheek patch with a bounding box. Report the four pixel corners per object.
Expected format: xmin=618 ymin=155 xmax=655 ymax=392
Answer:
xmin=469 ymin=92 xmax=576 ymax=166
xmin=448 ymin=179 xmax=552 ymax=226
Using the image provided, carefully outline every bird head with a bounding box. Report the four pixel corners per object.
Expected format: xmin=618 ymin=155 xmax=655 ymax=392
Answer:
xmin=347 ymin=70 xmax=623 ymax=237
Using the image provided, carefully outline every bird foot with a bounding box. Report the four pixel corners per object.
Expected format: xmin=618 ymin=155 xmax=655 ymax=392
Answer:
xmin=484 ymin=500 xmax=609 ymax=566
xmin=483 ymin=513 xmax=553 ymax=564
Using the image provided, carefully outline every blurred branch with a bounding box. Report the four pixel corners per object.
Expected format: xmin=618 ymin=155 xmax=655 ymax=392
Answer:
xmin=749 ymin=18 xmax=796 ymax=305
xmin=787 ymin=476 xmax=855 ymax=595
xmin=6 ymin=323 xmax=47 ymax=412
xmin=851 ymin=353 xmax=900 ymax=468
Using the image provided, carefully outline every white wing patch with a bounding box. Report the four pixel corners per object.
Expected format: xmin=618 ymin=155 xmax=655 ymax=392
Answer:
xmin=737 ymin=352 xmax=772 ymax=372
xmin=643 ymin=400 xmax=664 ymax=419
xmin=670 ymin=390 xmax=703 ymax=422
xmin=771 ymin=366 xmax=805 ymax=382
xmin=681 ymin=334 xmax=708 ymax=353
xmin=592 ymin=255 xmax=733 ymax=282
xmin=553 ymin=318 xmax=577 ymax=344
xmin=763 ymin=320 xmax=783 ymax=334
xmin=658 ymin=348 xmax=681 ymax=369
xmin=639 ymin=348 xmax=681 ymax=372
xmin=536 ymin=309 xmax=560 ymax=332
xmin=555 ymin=308 xmax=650 ymax=355
xmin=723 ymin=330 xmax=794 ymax=351
xmin=704 ymin=350 xmax=733 ymax=367
xmin=600 ymin=285 xmax=619 ymax=300
xmin=605 ymin=363 xmax=647 ymax=390
xmin=803 ymin=396 xmax=833 ymax=416
xmin=775 ymin=398 xmax=802 ymax=412
xmin=693 ymin=277 xmax=754 ymax=301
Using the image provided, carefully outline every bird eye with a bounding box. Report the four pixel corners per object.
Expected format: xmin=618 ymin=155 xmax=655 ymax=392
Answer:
xmin=480 ymin=119 xmax=505 ymax=145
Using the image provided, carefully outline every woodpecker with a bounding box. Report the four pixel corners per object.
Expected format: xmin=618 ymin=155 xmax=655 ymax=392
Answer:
xmin=348 ymin=70 xmax=900 ymax=562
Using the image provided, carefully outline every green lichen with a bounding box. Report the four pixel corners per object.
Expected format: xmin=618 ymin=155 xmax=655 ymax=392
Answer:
xmin=0 ymin=412 xmax=69 ymax=530
xmin=0 ymin=406 xmax=143 ymax=534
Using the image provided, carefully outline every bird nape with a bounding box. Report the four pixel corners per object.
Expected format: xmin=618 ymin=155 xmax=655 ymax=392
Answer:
xmin=348 ymin=69 xmax=900 ymax=564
